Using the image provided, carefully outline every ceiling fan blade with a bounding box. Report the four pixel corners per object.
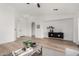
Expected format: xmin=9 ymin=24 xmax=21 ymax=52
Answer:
xmin=37 ymin=3 xmax=40 ymax=8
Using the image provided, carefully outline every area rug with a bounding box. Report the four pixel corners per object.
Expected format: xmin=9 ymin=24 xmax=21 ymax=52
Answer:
xmin=42 ymin=47 xmax=64 ymax=56
xmin=3 ymin=47 xmax=64 ymax=56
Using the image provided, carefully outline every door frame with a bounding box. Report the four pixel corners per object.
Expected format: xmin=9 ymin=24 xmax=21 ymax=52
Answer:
xmin=31 ymin=22 xmax=35 ymax=38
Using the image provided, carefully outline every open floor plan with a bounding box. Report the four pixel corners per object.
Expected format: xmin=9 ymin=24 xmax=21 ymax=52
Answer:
xmin=0 ymin=3 xmax=79 ymax=56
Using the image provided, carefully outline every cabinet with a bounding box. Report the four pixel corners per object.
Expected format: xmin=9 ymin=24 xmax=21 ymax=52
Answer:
xmin=48 ymin=32 xmax=64 ymax=39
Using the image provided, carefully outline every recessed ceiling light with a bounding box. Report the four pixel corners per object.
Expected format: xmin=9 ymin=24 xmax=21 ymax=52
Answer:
xmin=53 ymin=9 xmax=58 ymax=11
xmin=26 ymin=3 xmax=30 ymax=4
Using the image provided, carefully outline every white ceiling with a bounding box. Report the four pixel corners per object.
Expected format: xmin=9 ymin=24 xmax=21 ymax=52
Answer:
xmin=10 ymin=3 xmax=79 ymax=16
xmin=1 ymin=3 xmax=79 ymax=20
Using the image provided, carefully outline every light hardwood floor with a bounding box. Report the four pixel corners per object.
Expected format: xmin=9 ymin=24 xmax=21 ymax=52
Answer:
xmin=0 ymin=36 xmax=79 ymax=55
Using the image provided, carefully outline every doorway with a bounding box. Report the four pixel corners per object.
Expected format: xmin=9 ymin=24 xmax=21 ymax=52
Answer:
xmin=31 ymin=22 xmax=35 ymax=37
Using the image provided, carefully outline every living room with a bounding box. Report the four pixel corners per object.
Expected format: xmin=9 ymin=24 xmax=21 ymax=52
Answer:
xmin=0 ymin=3 xmax=79 ymax=56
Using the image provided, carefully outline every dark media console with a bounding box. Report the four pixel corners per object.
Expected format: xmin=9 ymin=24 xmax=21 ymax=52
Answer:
xmin=48 ymin=32 xmax=64 ymax=39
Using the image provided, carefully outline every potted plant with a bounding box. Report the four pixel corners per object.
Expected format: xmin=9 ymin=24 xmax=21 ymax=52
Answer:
xmin=23 ymin=40 xmax=32 ymax=48
xmin=47 ymin=26 xmax=54 ymax=32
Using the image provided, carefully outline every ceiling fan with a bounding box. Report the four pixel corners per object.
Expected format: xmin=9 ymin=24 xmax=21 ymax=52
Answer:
xmin=26 ymin=3 xmax=40 ymax=8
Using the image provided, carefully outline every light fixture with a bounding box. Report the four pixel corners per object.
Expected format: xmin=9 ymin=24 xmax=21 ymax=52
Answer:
xmin=26 ymin=3 xmax=40 ymax=8
xmin=53 ymin=9 xmax=58 ymax=11
xmin=26 ymin=3 xmax=30 ymax=4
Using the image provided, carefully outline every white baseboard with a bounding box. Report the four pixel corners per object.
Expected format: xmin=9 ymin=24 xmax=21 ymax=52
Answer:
xmin=0 ymin=39 xmax=16 ymax=45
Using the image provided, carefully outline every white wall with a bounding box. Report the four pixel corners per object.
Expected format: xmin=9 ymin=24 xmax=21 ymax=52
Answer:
xmin=16 ymin=18 xmax=27 ymax=37
xmin=15 ymin=15 xmax=79 ymax=44
xmin=73 ymin=17 xmax=79 ymax=45
xmin=35 ymin=21 xmax=44 ymax=38
xmin=30 ymin=17 xmax=74 ymax=41
xmin=42 ymin=18 xmax=74 ymax=41
xmin=0 ymin=4 xmax=78 ymax=44
xmin=78 ymin=18 xmax=79 ymax=41
xmin=16 ymin=15 xmax=35 ymax=38
xmin=0 ymin=5 xmax=16 ymax=44
xmin=15 ymin=15 xmax=78 ymax=44
xmin=16 ymin=15 xmax=45 ymax=38
xmin=16 ymin=18 xmax=31 ymax=37
xmin=73 ymin=17 xmax=78 ymax=43
xmin=78 ymin=18 xmax=79 ymax=44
